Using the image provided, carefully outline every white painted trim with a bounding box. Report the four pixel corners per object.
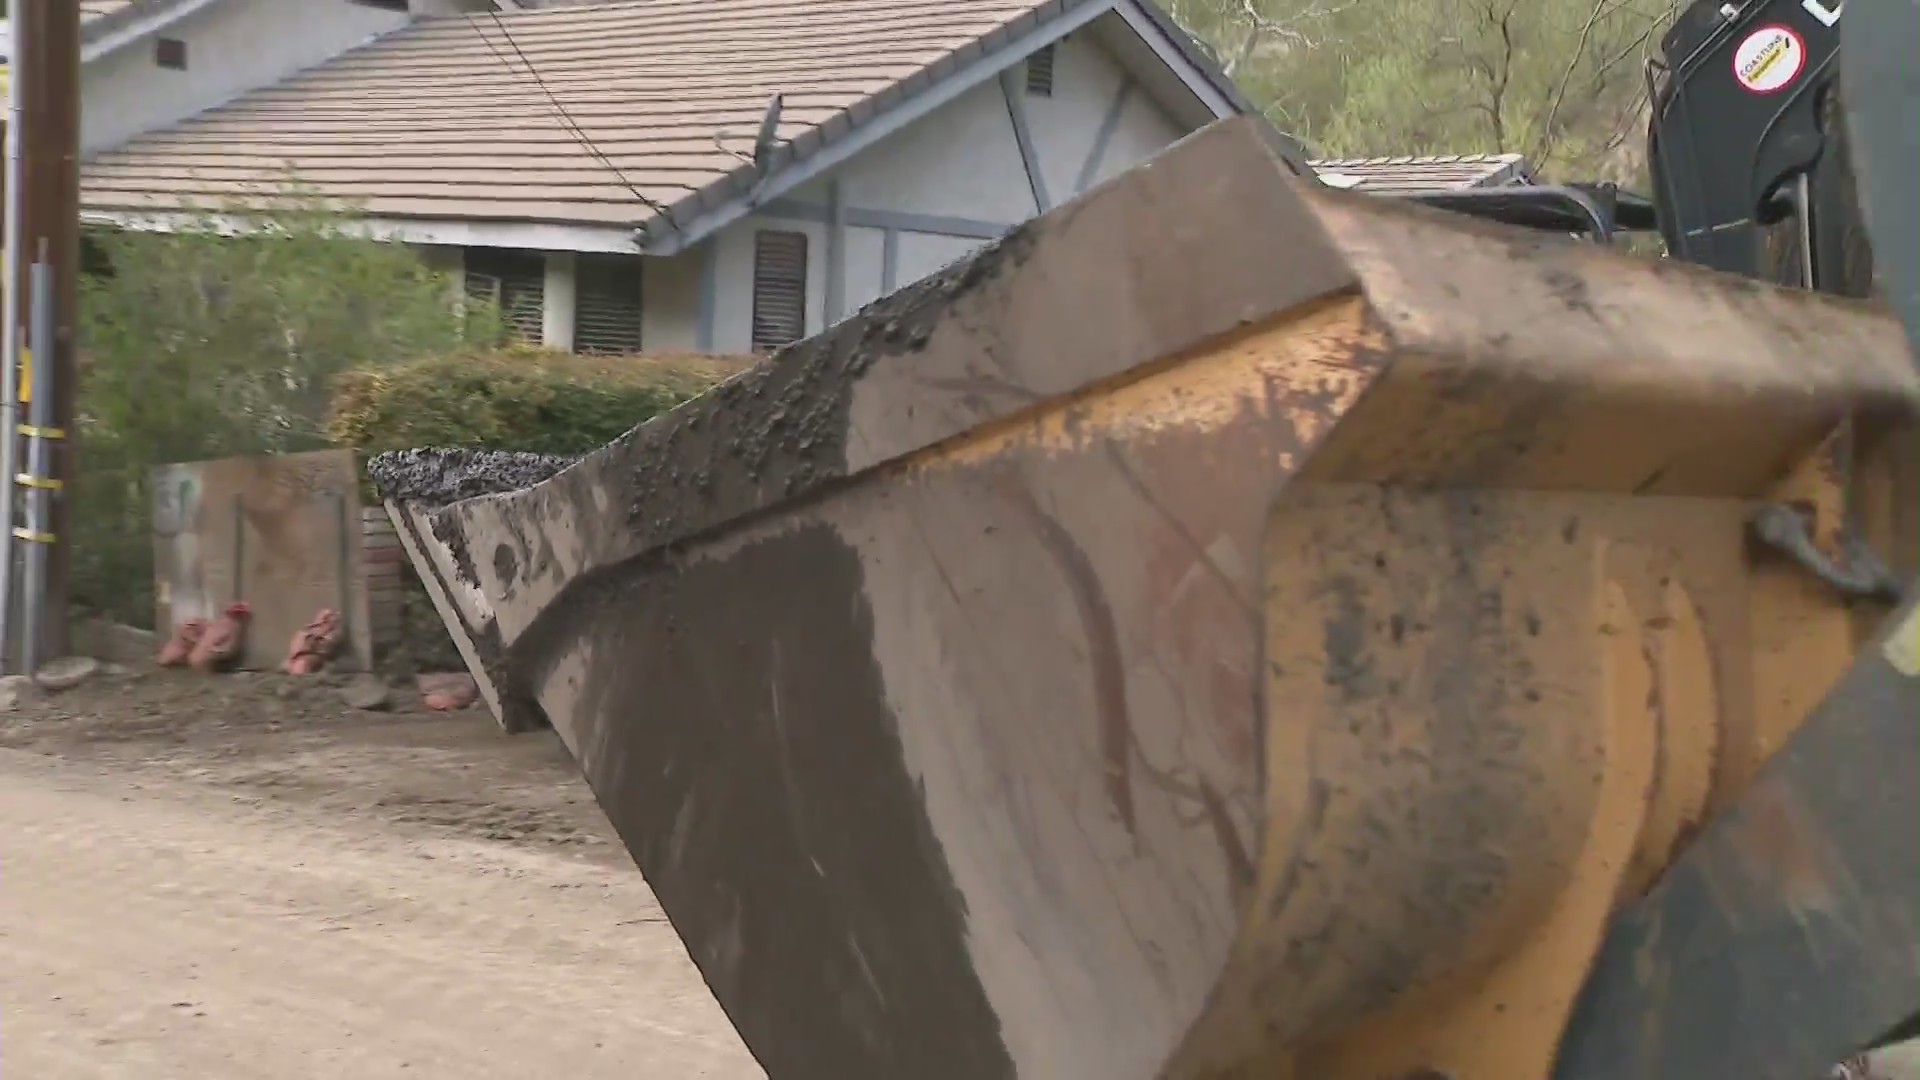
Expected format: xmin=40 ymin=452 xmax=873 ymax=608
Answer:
xmin=758 ymin=198 xmax=1011 ymax=240
xmin=881 ymin=228 xmax=900 ymax=294
xmin=79 ymin=0 xmax=225 ymax=64
xmin=541 ymin=251 xmax=576 ymax=350
xmin=639 ymin=0 xmax=1121 ymax=256
xmin=1076 ymin=78 xmax=1136 ymax=193
xmin=695 ymin=239 xmax=719 ymax=351
xmin=1111 ymin=0 xmax=1239 ymax=119
xmin=825 ymin=179 xmax=848 ymax=324
xmin=81 ymin=208 xmax=642 ymax=254
xmin=999 ymin=68 xmax=1053 ymax=213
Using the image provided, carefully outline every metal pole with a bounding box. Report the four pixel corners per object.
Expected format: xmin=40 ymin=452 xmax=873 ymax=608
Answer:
xmin=13 ymin=0 xmax=79 ymax=661
xmin=20 ymin=258 xmax=48 ymax=675
xmin=0 ymin=27 xmax=26 ymax=673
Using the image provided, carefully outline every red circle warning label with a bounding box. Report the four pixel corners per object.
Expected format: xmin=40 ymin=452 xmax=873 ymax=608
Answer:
xmin=1732 ymin=24 xmax=1807 ymax=94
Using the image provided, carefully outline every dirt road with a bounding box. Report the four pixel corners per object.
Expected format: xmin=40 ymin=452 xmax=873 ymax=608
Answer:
xmin=0 ymin=669 xmax=763 ymax=1079
xmin=2 ymin=668 xmax=1911 ymax=1079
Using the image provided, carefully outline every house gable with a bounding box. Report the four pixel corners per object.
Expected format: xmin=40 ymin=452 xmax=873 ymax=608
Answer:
xmin=636 ymin=0 xmax=1280 ymax=257
xmin=625 ymin=24 xmax=1213 ymax=356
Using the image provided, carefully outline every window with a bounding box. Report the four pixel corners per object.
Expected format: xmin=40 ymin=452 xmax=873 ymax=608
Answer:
xmin=751 ymin=231 xmax=808 ymax=353
xmin=573 ymin=253 xmax=644 ymax=354
xmin=464 ymin=248 xmax=545 ymax=345
xmin=1025 ymin=44 xmax=1056 ymax=97
xmin=154 ymin=37 xmax=187 ymax=71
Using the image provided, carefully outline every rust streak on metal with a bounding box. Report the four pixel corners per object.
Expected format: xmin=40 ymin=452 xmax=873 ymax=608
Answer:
xmin=906 ymin=294 xmax=1377 ymax=477
xmin=995 ymin=474 xmax=1140 ymax=840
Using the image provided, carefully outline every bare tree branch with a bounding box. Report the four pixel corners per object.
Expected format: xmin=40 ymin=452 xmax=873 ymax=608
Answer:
xmin=1536 ymin=0 xmax=1612 ymax=163
xmin=1235 ymin=0 xmax=1367 ymax=52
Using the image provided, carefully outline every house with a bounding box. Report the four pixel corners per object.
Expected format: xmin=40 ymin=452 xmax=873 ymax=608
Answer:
xmin=75 ymin=0 xmax=1302 ymax=356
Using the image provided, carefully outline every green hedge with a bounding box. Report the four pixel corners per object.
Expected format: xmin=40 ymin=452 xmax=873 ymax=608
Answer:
xmin=329 ymin=345 xmax=746 ymax=673
xmin=330 ymin=345 xmax=745 ymax=458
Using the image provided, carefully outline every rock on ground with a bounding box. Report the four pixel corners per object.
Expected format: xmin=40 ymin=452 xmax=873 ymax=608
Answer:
xmin=0 ymin=673 xmax=39 ymax=711
xmin=340 ymin=674 xmax=392 ymax=712
xmin=72 ymin=617 xmax=157 ymax=666
xmin=36 ymin=656 xmax=101 ymax=692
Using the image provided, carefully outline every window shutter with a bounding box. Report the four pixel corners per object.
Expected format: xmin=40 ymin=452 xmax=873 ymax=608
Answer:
xmin=1026 ymin=44 xmax=1056 ymax=97
xmin=574 ymin=254 xmax=644 ymax=354
xmin=751 ymin=230 xmax=809 ymax=353
xmin=464 ymin=248 xmax=545 ymax=344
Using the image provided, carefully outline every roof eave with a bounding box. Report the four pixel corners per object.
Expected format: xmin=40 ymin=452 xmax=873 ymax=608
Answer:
xmin=79 ymin=0 xmax=219 ymax=64
xmin=82 ymin=205 xmax=645 ymax=254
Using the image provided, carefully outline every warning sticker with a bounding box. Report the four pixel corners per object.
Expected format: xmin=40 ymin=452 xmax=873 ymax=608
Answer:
xmin=1732 ymin=24 xmax=1806 ymax=94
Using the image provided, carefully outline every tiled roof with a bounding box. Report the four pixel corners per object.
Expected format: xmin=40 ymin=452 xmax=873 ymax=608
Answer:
xmin=83 ymin=0 xmax=1073 ymax=230
xmin=1308 ymin=153 xmax=1532 ymax=194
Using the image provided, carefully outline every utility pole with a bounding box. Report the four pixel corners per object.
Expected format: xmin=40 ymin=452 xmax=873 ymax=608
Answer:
xmin=7 ymin=0 xmax=79 ymax=662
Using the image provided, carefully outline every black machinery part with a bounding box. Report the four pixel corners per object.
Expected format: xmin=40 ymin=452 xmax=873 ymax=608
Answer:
xmin=1398 ymin=184 xmax=1659 ymax=242
xmin=1648 ymin=0 xmax=1843 ymax=277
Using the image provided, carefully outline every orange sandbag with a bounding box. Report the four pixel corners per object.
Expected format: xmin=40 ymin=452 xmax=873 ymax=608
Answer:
xmin=418 ymin=672 xmax=479 ymax=712
xmin=188 ymin=602 xmax=251 ymax=673
xmin=283 ymin=608 xmax=344 ymax=675
xmin=157 ymin=618 xmax=206 ymax=667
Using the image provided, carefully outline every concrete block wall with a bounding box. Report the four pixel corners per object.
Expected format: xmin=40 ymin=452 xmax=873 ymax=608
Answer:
xmin=361 ymin=506 xmax=405 ymax=655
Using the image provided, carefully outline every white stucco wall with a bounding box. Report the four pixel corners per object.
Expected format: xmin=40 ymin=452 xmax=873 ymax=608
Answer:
xmin=671 ymin=25 xmax=1197 ymax=356
xmin=82 ymin=0 xmax=408 ymax=157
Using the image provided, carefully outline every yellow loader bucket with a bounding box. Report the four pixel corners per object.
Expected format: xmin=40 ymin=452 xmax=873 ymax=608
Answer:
xmin=374 ymin=116 xmax=1919 ymax=1080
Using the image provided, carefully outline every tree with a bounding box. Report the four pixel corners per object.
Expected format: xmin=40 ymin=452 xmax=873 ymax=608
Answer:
xmin=74 ymin=193 xmax=498 ymax=624
xmin=1174 ymin=0 xmax=1679 ymax=181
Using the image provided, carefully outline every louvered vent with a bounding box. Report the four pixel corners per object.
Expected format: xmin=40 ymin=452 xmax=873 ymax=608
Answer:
xmin=751 ymin=231 xmax=809 ymax=353
xmin=574 ymin=254 xmax=644 ymax=354
xmin=1026 ymin=44 xmax=1056 ymax=97
xmin=464 ymin=248 xmax=545 ymax=344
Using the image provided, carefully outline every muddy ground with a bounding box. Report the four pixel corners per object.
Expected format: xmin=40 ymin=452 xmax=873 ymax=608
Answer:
xmin=0 ymin=666 xmax=762 ymax=1078
xmin=0 ymin=668 xmax=620 ymax=856
xmin=0 ymin=667 xmax=1911 ymax=1079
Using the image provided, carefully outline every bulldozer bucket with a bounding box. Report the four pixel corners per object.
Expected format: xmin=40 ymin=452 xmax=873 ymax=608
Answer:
xmin=374 ymin=116 xmax=1919 ymax=1080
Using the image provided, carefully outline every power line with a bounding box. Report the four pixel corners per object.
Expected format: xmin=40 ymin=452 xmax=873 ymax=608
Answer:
xmin=466 ymin=10 xmax=673 ymax=221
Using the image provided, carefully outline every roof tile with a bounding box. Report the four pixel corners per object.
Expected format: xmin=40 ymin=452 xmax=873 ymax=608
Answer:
xmin=83 ymin=0 xmax=1059 ymax=231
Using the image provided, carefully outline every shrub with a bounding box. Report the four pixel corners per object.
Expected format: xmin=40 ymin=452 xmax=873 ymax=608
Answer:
xmin=329 ymin=346 xmax=745 ymax=674
xmin=329 ymin=346 xmax=742 ymax=462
